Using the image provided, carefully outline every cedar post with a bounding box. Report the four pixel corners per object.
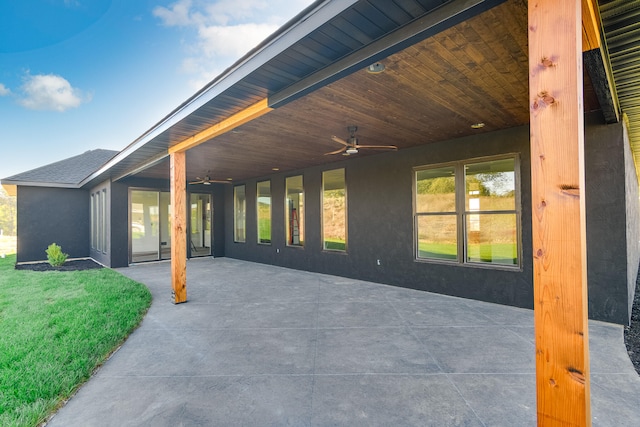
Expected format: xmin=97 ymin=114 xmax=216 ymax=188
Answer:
xmin=529 ymin=0 xmax=591 ymax=425
xmin=170 ymin=151 xmax=187 ymax=304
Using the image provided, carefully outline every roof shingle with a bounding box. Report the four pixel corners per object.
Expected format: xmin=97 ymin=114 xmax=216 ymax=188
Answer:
xmin=1 ymin=149 xmax=118 ymax=186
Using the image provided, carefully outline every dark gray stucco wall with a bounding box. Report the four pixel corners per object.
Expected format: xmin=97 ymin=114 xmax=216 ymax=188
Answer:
xmin=624 ymin=123 xmax=640 ymax=321
xmin=222 ymin=122 xmax=636 ymax=324
xmin=585 ymin=119 xmax=639 ymax=324
xmin=110 ymin=181 xmax=130 ymax=268
xmin=16 ymin=186 xmax=89 ymax=263
xmin=225 ymin=126 xmax=535 ymax=311
xmin=211 ymin=185 xmax=226 ymax=257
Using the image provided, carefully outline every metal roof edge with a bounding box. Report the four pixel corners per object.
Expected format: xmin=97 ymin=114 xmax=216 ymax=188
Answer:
xmin=80 ymin=0 xmax=357 ymax=188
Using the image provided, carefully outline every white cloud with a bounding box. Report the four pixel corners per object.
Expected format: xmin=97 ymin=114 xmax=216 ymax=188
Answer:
xmin=18 ymin=74 xmax=90 ymax=112
xmin=197 ymin=22 xmax=278 ymax=58
xmin=153 ymin=0 xmax=314 ymax=89
xmin=154 ymin=0 xmax=197 ymax=27
xmin=0 ymin=84 xmax=10 ymax=96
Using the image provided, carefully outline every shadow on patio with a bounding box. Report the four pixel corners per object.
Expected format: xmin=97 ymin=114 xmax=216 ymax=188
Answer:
xmin=46 ymin=257 xmax=640 ymax=426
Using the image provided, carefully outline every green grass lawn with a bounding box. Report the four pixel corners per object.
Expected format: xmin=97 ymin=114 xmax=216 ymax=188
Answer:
xmin=324 ymin=238 xmax=346 ymax=251
xmin=0 ymin=255 xmax=152 ymax=427
xmin=258 ymin=218 xmax=271 ymax=244
xmin=418 ymin=242 xmax=517 ymax=264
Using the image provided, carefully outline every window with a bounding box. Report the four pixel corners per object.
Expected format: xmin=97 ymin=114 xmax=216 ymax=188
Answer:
xmin=100 ymin=189 xmax=106 ymax=253
xmin=415 ymin=166 xmax=457 ymax=260
xmin=91 ymin=193 xmax=96 ymax=250
xmin=286 ymin=175 xmax=304 ymax=246
xmin=322 ymin=168 xmax=346 ymax=251
xmin=257 ymin=181 xmax=271 ymax=244
xmin=234 ymin=185 xmax=246 ymax=243
xmin=415 ymin=156 xmax=519 ymax=267
xmin=90 ymin=188 xmax=107 ymax=254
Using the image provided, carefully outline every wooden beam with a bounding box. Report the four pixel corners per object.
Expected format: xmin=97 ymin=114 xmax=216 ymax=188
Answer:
xmin=581 ymin=0 xmax=601 ymax=52
xmin=170 ymin=151 xmax=187 ymax=304
xmin=529 ymin=0 xmax=591 ymax=425
xmin=168 ymin=98 xmax=272 ymax=154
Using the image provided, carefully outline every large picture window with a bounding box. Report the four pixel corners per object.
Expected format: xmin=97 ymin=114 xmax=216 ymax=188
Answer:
xmin=286 ymin=175 xmax=304 ymax=247
xmin=257 ymin=180 xmax=271 ymax=244
xmin=322 ymin=168 xmax=346 ymax=251
xmin=234 ymin=185 xmax=246 ymax=243
xmin=415 ymin=156 xmax=519 ymax=267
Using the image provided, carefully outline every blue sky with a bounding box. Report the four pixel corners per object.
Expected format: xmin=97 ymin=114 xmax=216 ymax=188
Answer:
xmin=0 ymin=0 xmax=314 ymax=179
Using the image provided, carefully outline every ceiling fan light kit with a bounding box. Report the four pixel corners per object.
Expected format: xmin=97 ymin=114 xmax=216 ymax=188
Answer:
xmin=325 ymin=125 xmax=397 ymax=156
xmin=189 ymin=173 xmax=232 ymax=185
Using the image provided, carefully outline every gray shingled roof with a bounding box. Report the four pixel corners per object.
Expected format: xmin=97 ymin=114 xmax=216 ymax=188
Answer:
xmin=1 ymin=149 xmax=118 ymax=187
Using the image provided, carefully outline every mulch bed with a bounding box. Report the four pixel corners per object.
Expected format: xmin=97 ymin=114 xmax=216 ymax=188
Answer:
xmin=624 ymin=274 xmax=640 ymax=375
xmin=15 ymin=259 xmax=103 ymax=272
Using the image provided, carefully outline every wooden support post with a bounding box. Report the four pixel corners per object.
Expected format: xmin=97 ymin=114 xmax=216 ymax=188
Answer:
xmin=170 ymin=151 xmax=187 ymax=304
xmin=165 ymin=99 xmax=273 ymax=304
xmin=529 ymin=0 xmax=591 ymax=425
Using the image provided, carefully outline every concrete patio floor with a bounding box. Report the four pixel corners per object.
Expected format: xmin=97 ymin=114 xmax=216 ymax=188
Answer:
xmin=46 ymin=257 xmax=640 ymax=426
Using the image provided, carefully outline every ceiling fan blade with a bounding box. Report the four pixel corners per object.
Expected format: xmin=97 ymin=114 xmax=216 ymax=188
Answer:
xmin=354 ymin=144 xmax=398 ymax=150
xmin=325 ymin=146 xmax=347 ymax=155
xmin=331 ymin=135 xmax=349 ymax=146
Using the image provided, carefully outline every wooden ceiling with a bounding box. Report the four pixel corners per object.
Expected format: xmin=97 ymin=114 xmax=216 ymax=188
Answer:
xmin=134 ymin=0 xmax=600 ymax=184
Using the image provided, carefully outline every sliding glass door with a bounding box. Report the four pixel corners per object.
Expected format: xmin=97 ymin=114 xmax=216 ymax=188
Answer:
xmin=131 ymin=190 xmax=212 ymax=263
xmin=131 ymin=190 xmax=171 ymax=263
xmin=190 ymin=193 xmax=212 ymax=257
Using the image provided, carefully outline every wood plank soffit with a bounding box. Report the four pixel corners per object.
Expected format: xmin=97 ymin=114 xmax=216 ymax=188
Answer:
xmin=168 ymin=98 xmax=273 ymax=154
xmin=269 ymin=0 xmax=508 ymax=108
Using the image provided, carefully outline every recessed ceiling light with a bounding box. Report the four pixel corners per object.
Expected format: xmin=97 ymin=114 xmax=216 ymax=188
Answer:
xmin=272 ymin=167 xmax=280 ymax=171
xmin=366 ymin=62 xmax=385 ymax=74
xmin=226 ymin=178 xmax=232 ymax=181
xmin=471 ymin=122 xmax=485 ymax=129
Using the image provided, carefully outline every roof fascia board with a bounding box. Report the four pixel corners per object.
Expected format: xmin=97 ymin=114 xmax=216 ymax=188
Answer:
xmin=80 ymin=0 xmax=357 ymax=188
xmin=0 ymin=180 xmax=80 ymax=190
xmin=269 ymin=0 xmax=507 ymax=108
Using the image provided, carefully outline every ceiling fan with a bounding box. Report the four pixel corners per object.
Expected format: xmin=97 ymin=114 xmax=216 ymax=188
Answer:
xmin=325 ymin=125 xmax=397 ymax=156
xmin=189 ymin=174 xmax=231 ymax=185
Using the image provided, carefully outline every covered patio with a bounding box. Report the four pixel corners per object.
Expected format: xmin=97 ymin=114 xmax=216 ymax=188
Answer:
xmin=46 ymin=258 xmax=640 ymax=426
